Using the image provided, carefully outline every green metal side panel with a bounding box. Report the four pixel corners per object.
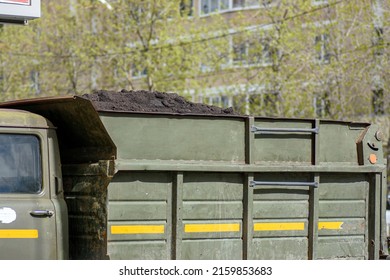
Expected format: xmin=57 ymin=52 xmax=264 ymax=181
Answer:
xmin=250 ymin=173 xmax=310 ymax=260
xmin=316 ymin=173 xmax=369 ymax=259
xmin=181 ymin=240 xmax=242 ymax=260
xmin=99 ymin=114 xmax=245 ymax=162
xmin=251 ymin=238 xmax=309 ymax=260
xmin=319 ymin=123 xmax=366 ymax=163
xmin=252 ymin=120 xmax=313 ymax=164
xmin=105 ymin=169 xmax=382 ymax=260
xmin=317 ymin=237 xmax=366 ymax=260
xmin=64 ymin=110 xmax=385 ymax=260
xmin=180 ymin=172 xmax=244 ymax=260
xmin=107 ymin=172 xmax=172 ymax=260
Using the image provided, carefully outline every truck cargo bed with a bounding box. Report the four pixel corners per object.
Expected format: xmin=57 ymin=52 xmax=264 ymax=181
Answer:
xmin=96 ymin=112 xmax=386 ymax=260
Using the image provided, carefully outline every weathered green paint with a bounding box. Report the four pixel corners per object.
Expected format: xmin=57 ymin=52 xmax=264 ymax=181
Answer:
xmin=181 ymin=239 xmax=242 ymax=260
xmin=1 ymin=98 xmax=387 ymax=260
xmin=99 ymin=114 xmax=245 ymax=162
xmin=172 ymin=172 xmax=184 ymax=260
xmin=182 ymin=202 xmax=243 ymax=219
xmin=308 ymin=174 xmax=319 ymax=259
xmin=100 ymin=113 xmax=387 ymax=260
xmin=319 ymin=201 xmax=366 ymax=217
xmin=108 ymin=241 xmax=169 ymax=260
xmin=253 ymin=201 xmax=309 ymax=218
xmin=319 ymin=174 xmax=369 ymax=199
xmin=109 ymin=172 xmax=171 ymax=201
xmin=252 ymin=120 xmax=313 ymax=164
xmin=317 ymin=236 xmax=366 ymax=259
xmin=0 ymin=126 xmax=65 ymax=260
xmin=106 ymin=171 xmax=173 ymax=259
xmin=183 ymin=173 xmax=243 ymax=201
xmin=319 ymin=123 xmax=368 ymax=163
xmin=251 ymin=238 xmax=309 ymax=260
xmin=109 ymin=201 xmax=168 ymax=220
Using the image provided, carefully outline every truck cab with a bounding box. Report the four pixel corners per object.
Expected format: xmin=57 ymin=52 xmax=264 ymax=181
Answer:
xmin=0 ymin=96 xmax=116 ymax=260
xmin=0 ymin=108 xmax=68 ymax=259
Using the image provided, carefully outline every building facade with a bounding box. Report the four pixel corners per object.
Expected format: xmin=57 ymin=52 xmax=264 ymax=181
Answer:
xmin=124 ymin=0 xmax=388 ymax=121
xmin=0 ymin=0 xmax=388 ymax=122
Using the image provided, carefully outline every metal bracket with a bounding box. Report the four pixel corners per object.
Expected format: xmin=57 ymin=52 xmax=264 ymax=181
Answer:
xmin=251 ymin=126 xmax=319 ymax=134
xmin=249 ymin=181 xmax=319 ymax=188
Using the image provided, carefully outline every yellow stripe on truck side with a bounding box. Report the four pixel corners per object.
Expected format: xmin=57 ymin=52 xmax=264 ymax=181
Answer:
xmin=185 ymin=223 xmax=240 ymax=233
xmin=110 ymin=221 xmax=344 ymax=235
xmin=254 ymin=222 xmax=305 ymax=231
xmin=0 ymin=229 xmax=38 ymax=239
xmin=253 ymin=222 xmax=344 ymax=231
xmin=111 ymin=225 xmax=165 ymax=235
xmin=318 ymin=221 xmax=344 ymax=230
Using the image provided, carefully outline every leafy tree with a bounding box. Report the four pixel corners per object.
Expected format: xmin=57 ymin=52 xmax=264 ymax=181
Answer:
xmin=201 ymin=0 xmax=389 ymax=120
xmin=0 ymin=0 xmax=388 ymax=124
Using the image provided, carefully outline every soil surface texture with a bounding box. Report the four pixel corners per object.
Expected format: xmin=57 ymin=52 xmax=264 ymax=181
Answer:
xmin=82 ymin=89 xmax=237 ymax=115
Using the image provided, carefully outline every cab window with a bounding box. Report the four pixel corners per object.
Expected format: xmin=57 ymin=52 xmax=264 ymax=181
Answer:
xmin=0 ymin=134 xmax=42 ymax=194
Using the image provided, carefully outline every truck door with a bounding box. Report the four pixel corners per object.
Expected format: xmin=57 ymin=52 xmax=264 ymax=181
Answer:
xmin=0 ymin=133 xmax=57 ymax=259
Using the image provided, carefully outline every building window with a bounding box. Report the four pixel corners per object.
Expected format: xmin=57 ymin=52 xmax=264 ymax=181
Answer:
xmin=232 ymin=38 xmax=247 ymax=65
xmin=232 ymin=34 xmax=275 ymax=66
xmin=195 ymin=85 xmax=281 ymax=115
xmin=200 ymin=0 xmax=270 ymax=15
xmin=205 ymin=95 xmax=231 ymax=108
xmin=314 ymin=34 xmax=330 ymax=64
xmin=312 ymin=0 xmax=328 ymax=5
xmin=201 ymin=0 xmax=228 ymax=14
xmin=233 ymin=0 xmax=259 ymax=8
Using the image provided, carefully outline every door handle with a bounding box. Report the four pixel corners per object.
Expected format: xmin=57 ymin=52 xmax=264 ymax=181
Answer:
xmin=30 ymin=210 xmax=54 ymax=218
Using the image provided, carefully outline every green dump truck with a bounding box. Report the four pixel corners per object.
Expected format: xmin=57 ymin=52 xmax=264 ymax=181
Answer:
xmin=0 ymin=95 xmax=388 ymax=260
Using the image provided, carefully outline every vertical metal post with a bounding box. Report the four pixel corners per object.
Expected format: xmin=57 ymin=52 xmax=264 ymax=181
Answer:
xmin=246 ymin=117 xmax=255 ymax=165
xmin=371 ymin=173 xmax=381 ymax=259
xmin=244 ymin=116 xmax=254 ymax=259
xmin=312 ymin=119 xmax=320 ymax=165
xmin=166 ymin=171 xmax=173 ymax=260
xmin=243 ymin=173 xmax=254 ymax=260
xmin=172 ymin=172 xmax=184 ymax=260
xmin=380 ymin=170 xmax=388 ymax=256
xmin=309 ymin=174 xmax=319 ymax=259
xmin=308 ymin=120 xmax=320 ymax=259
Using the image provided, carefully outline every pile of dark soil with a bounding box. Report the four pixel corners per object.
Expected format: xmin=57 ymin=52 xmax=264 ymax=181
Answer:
xmin=82 ymin=89 xmax=237 ymax=115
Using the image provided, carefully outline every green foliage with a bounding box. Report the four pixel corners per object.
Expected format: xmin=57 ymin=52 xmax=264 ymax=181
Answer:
xmin=0 ymin=0 xmax=388 ymax=123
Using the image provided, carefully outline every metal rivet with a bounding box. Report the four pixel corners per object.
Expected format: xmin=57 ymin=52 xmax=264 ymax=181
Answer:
xmin=375 ymin=131 xmax=383 ymax=141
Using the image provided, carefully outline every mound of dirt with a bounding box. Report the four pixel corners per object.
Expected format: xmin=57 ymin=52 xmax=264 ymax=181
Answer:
xmin=82 ymin=89 xmax=237 ymax=115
